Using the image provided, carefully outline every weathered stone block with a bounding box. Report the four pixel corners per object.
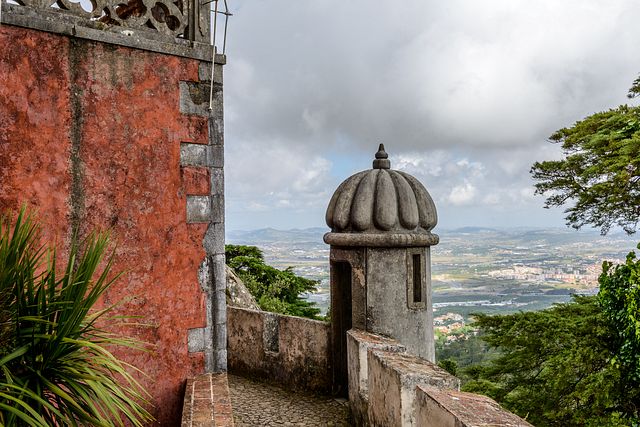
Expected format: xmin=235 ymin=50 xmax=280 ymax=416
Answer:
xmin=198 ymin=61 xmax=224 ymax=84
xmin=211 ymin=195 xmax=225 ymax=224
xmin=415 ymin=386 xmax=533 ymax=427
xmin=203 ymin=222 xmax=225 ymax=254
xmin=188 ymin=327 xmax=206 ymax=353
xmin=180 ymin=81 xmax=213 ymax=117
xmin=181 ymin=143 xmax=209 ymax=167
xmin=214 ymin=349 xmax=228 ymax=372
xmin=214 ymin=324 xmax=227 ymax=350
xmin=214 ymin=290 xmax=227 ymax=324
xmin=187 ymin=195 xmax=212 ymax=223
xmin=210 ymin=145 xmax=224 ymax=168
xmin=368 ymin=350 xmax=460 ymax=427
xmin=210 ymin=168 xmax=225 ymax=196
xmin=347 ymin=329 xmax=406 ymax=426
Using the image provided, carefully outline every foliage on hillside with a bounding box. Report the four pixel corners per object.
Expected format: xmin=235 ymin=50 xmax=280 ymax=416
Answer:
xmin=599 ymin=246 xmax=640 ymax=419
xmin=463 ymin=245 xmax=640 ymax=426
xmin=0 ymin=208 xmax=152 ymax=426
xmin=435 ymin=329 xmax=498 ymax=381
xmin=225 ymin=244 xmax=322 ymax=320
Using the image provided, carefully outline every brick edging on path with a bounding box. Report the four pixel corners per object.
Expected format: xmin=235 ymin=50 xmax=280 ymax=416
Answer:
xmin=182 ymin=373 xmax=234 ymax=426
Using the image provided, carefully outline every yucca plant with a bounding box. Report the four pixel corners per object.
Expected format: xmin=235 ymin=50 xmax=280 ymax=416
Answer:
xmin=0 ymin=208 xmax=153 ymax=426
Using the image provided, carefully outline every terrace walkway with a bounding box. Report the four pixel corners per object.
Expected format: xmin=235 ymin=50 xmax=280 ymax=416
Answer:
xmin=227 ymin=374 xmax=351 ymax=426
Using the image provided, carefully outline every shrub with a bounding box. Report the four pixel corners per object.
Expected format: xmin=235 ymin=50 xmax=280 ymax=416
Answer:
xmin=225 ymin=244 xmax=322 ymax=320
xmin=0 ymin=208 xmax=153 ymax=426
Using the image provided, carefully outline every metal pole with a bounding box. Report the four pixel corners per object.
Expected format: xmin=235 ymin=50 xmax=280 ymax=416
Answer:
xmin=209 ymin=0 xmax=218 ymax=110
xmin=222 ymin=0 xmax=229 ymax=54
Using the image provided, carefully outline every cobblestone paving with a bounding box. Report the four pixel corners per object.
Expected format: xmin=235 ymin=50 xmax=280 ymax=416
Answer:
xmin=228 ymin=374 xmax=352 ymax=426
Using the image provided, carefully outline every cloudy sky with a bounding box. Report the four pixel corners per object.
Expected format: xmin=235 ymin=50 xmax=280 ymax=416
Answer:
xmin=221 ymin=0 xmax=640 ymax=232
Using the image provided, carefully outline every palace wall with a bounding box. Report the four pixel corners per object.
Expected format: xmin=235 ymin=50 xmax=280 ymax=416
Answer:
xmin=0 ymin=9 xmax=226 ymax=424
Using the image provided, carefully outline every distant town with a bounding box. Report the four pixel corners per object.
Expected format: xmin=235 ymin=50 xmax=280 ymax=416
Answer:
xmin=228 ymin=226 xmax=638 ymax=339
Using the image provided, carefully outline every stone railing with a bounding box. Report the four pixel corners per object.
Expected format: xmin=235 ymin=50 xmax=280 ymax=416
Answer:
xmin=227 ymin=306 xmax=332 ymax=393
xmin=1 ymin=0 xmax=216 ymax=59
xmin=2 ymin=0 xmax=208 ymax=40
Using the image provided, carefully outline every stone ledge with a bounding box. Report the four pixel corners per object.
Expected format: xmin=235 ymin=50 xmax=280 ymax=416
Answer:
xmin=324 ymin=231 xmax=439 ymax=248
xmin=181 ymin=373 xmax=234 ymax=427
xmin=415 ymin=386 xmax=533 ymax=427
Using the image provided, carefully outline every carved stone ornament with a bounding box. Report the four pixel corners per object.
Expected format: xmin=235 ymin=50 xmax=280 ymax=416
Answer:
xmin=15 ymin=0 xmax=189 ymax=37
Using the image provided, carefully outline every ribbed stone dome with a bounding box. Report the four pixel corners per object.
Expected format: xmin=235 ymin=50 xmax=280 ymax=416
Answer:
xmin=324 ymin=144 xmax=439 ymax=247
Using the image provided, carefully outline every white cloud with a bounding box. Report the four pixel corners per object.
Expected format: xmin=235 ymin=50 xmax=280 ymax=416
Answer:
xmin=226 ymin=139 xmax=334 ymax=226
xmin=223 ymin=0 xmax=640 ymax=230
xmin=448 ymin=181 xmax=477 ymax=206
xmin=245 ymin=202 xmax=269 ymax=212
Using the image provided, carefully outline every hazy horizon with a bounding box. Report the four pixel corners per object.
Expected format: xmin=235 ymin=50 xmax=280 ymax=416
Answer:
xmin=226 ymin=224 xmax=638 ymax=238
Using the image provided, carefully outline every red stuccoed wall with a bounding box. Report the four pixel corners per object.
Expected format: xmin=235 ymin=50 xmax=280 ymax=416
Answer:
xmin=0 ymin=24 xmax=216 ymax=425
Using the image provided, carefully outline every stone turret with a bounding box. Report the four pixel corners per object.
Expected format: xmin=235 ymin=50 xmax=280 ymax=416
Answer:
xmin=324 ymin=144 xmax=438 ymax=394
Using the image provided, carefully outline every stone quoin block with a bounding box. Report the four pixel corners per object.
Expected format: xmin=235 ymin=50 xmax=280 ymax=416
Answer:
xmin=210 ymin=144 xmax=224 ymax=168
xmin=180 ymin=142 xmax=209 ymax=167
xmin=186 ymin=195 xmax=212 ymax=223
xmin=199 ymin=61 xmax=224 ymax=84
xmin=213 ymin=254 xmax=227 ymax=289
xmin=188 ymin=327 xmax=206 ymax=353
xmin=204 ymin=223 xmax=225 ymax=254
xmin=180 ymin=81 xmax=213 ymax=117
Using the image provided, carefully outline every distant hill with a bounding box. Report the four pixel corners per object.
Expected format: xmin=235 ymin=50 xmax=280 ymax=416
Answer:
xmin=227 ymin=227 xmax=328 ymax=245
xmin=448 ymin=227 xmax=500 ymax=234
xmin=228 ymin=226 xmax=637 ymax=248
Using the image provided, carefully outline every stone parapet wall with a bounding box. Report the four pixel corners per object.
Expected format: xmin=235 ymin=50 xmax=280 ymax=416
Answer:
xmin=349 ymin=329 xmax=531 ymax=427
xmin=346 ymin=330 xmax=406 ymax=426
xmin=368 ymin=349 xmax=461 ymax=426
xmin=227 ymin=307 xmax=332 ymax=393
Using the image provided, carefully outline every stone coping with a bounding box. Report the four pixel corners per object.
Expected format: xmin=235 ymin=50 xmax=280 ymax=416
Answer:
xmin=369 ymin=349 xmax=461 ymax=392
xmin=416 ymin=386 xmax=534 ymax=427
xmin=229 ymin=305 xmax=329 ymax=326
xmin=324 ymin=231 xmax=439 ymax=247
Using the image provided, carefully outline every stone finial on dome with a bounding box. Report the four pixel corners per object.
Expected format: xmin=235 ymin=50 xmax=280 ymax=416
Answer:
xmin=373 ymin=144 xmax=390 ymax=169
xmin=324 ymin=145 xmax=439 ymax=247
